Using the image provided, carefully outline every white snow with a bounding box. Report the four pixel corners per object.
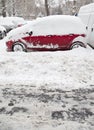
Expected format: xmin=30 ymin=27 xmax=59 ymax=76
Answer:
xmin=78 ymin=3 xmax=94 ymax=26
xmin=78 ymin=3 xmax=94 ymax=14
xmin=0 ymin=38 xmax=93 ymax=90
xmin=0 ymin=25 xmax=6 ymax=32
xmin=32 ymin=15 xmax=86 ymax=36
xmin=0 ymin=44 xmax=93 ymax=90
xmin=0 ymin=16 xmax=26 ymax=28
xmin=0 ymin=17 xmax=14 ymax=27
xmin=5 ymin=15 xmax=86 ymax=42
xmin=0 ymin=36 xmax=94 ymax=130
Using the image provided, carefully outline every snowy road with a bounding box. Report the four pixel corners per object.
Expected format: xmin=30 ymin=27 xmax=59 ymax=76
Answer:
xmin=0 ymin=84 xmax=94 ymax=130
xmin=0 ymin=40 xmax=94 ymax=130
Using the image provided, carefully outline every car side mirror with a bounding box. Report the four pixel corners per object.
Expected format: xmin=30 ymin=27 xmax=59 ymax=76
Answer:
xmin=26 ymin=31 xmax=33 ymax=35
xmin=29 ymin=31 xmax=33 ymax=35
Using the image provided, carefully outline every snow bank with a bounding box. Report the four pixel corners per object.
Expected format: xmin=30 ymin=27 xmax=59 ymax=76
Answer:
xmin=0 ymin=45 xmax=93 ymax=90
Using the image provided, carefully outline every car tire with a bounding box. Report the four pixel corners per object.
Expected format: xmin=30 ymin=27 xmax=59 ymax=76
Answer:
xmin=70 ymin=42 xmax=85 ymax=49
xmin=12 ymin=42 xmax=26 ymax=52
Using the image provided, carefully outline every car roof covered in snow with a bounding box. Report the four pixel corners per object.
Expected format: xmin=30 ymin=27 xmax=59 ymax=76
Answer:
xmin=5 ymin=15 xmax=86 ymax=41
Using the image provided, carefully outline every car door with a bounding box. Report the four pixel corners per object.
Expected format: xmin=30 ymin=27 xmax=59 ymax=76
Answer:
xmin=28 ymin=20 xmax=61 ymax=50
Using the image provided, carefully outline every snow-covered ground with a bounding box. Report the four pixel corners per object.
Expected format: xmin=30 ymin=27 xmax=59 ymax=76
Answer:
xmin=0 ymin=38 xmax=94 ymax=130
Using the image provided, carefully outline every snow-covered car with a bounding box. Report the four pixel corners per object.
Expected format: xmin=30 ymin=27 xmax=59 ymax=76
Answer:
xmin=5 ymin=17 xmax=26 ymax=28
xmin=0 ymin=17 xmax=26 ymax=33
xmin=0 ymin=25 xmax=6 ymax=39
xmin=0 ymin=17 xmax=14 ymax=33
xmin=5 ymin=15 xmax=87 ymax=52
xmin=78 ymin=3 xmax=94 ymax=49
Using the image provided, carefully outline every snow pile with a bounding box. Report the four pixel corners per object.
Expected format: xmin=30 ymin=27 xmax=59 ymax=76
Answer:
xmin=0 ymin=44 xmax=93 ymax=90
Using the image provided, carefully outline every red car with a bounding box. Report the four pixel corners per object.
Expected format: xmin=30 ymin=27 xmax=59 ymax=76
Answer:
xmin=6 ymin=15 xmax=86 ymax=52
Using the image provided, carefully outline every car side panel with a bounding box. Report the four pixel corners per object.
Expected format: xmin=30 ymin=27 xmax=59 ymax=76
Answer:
xmin=22 ymin=34 xmax=79 ymax=50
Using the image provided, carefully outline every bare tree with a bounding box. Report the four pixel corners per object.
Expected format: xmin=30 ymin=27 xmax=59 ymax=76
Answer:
xmin=1 ymin=0 xmax=6 ymax=17
xmin=45 ymin=0 xmax=50 ymax=16
xmin=0 ymin=0 xmax=93 ymax=19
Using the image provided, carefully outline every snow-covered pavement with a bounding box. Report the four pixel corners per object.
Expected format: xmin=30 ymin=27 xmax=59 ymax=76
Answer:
xmin=0 ymin=39 xmax=94 ymax=130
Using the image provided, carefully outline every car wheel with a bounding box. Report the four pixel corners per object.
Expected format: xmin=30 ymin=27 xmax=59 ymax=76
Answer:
xmin=70 ymin=42 xmax=85 ymax=49
xmin=12 ymin=42 xmax=26 ymax=52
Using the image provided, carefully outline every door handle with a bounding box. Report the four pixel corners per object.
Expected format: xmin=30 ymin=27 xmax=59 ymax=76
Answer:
xmin=86 ymin=26 xmax=88 ymax=30
xmin=69 ymin=34 xmax=74 ymax=36
xmin=91 ymin=28 xmax=93 ymax=32
xmin=47 ymin=35 xmax=52 ymax=37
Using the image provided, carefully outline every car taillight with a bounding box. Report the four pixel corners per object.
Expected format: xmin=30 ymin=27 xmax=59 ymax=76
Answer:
xmin=6 ymin=41 xmax=12 ymax=46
